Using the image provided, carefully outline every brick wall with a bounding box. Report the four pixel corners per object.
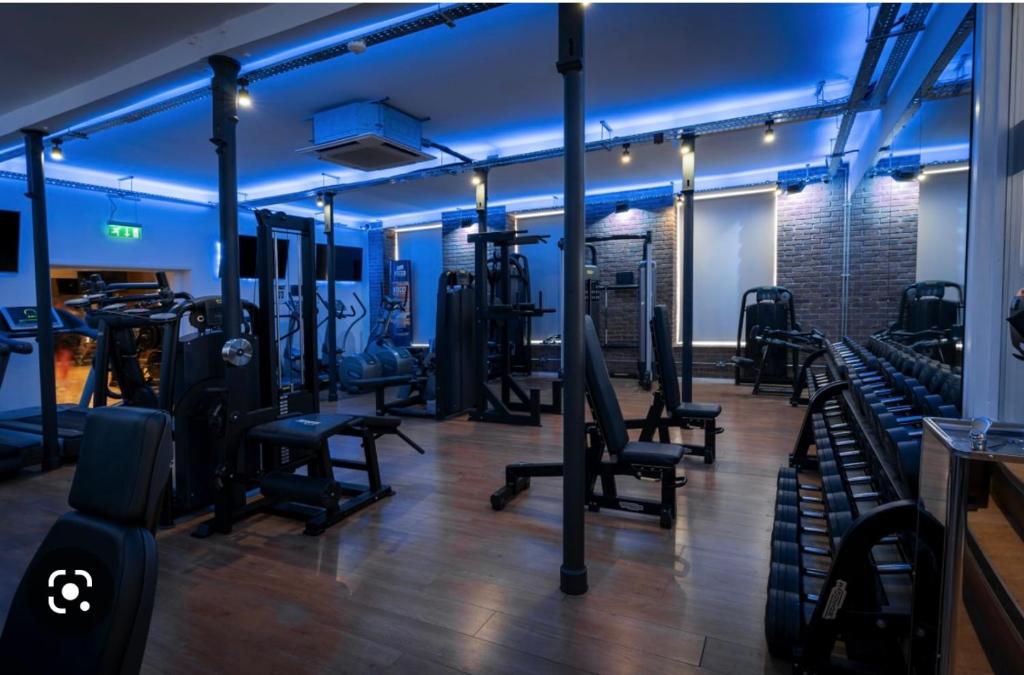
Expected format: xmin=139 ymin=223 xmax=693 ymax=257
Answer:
xmin=583 ymin=193 xmax=675 ymax=371
xmin=776 ymin=174 xmax=847 ymax=338
xmin=847 ymin=176 xmax=918 ymax=341
xmin=367 ymin=228 xmax=397 ymax=312
xmin=441 ymin=206 xmax=507 ymax=272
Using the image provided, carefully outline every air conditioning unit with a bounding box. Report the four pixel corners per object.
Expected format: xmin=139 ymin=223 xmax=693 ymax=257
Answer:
xmin=298 ymin=101 xmax=434 ymax=171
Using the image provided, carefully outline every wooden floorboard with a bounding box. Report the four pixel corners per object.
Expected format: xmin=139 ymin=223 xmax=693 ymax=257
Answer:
xmin=0 ymin=378 xmax=800 ymax=673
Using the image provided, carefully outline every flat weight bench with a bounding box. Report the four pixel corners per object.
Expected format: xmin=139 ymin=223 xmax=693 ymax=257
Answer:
xmin=492 ymin=315 xmax=686 ymax=529
xmin=195 ymin=412 xmax=423 ymax=537
xmin=639 ymin=304 xmax=722 ymax=464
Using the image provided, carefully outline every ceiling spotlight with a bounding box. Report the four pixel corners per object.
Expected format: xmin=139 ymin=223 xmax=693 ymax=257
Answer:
xmin=237 ymin=78 xmax=252 ymax=108
xmin=347 ymin=39 xmax=368 ymax=54
xmin=916 ymin=168 xmax=927 ymax=182
xmin=786 ymin=181 xmax=806 ymax=195
xmin=764 ymin=120 xmax=775 ymax=144
xmin=775 ymin=183 xmax=785 ymax=196
xmin=315 ymin=193 xmax=325 ymax=208
xmin=470 ymin=173 xmax=482 ymax=186
xmin=674 ymin=192 xmax=684 ymax=205
xmin=621 ymin=143 xmax=631 ymax=164
xmin=49 ymin=139 xmax=64 ymax=161
xmin=679 ymin=141 xmax=692 ymax=155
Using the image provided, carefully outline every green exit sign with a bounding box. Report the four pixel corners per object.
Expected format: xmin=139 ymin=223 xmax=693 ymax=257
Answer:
xmin=107 ymin=222 xmax=142 ymax=240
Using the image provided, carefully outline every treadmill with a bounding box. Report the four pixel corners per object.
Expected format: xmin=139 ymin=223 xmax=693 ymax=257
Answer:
xmin=0 ymin=333 xmax=43 ymax=475
xmin=0 ymin=305 xmax=97 ymax=461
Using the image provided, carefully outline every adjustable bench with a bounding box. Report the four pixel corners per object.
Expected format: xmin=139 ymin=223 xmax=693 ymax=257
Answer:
xmin=639 ymin=305 xmax=722 ymax=464
xmin=194 ymin=412 xmax=423 ymax=538
xmin=492 ymin=315 xmax=687 ymax=528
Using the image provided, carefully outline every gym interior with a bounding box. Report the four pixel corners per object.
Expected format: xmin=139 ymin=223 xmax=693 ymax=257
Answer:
xmin=0 ymin=2 xmax=1020 ymax=673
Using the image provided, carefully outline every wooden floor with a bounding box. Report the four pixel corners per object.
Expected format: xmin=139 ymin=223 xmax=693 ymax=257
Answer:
xmin=0 ymin=378 xmax=804 ymax=674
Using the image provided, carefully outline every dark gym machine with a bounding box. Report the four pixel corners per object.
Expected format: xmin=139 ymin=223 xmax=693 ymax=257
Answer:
xmin=571 ymin=232 xmax=655 ymax=390
xmin=467 ymin=169 xmax=562 ymax=426
xmin=875 ymin=280 xmax=963 ymax=363
xmin=375 ymin=269 xmax=477 ymax=419
xmin=733 ymin=286 xmax=825 ymax=396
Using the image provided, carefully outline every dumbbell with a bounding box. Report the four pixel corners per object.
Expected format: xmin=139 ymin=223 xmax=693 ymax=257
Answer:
xmin=770 ymin=519 xmax=829 ymax=544
xmin=774 ymin=503 xmax=827 ymax=525
xmin=768 ymin=563 xmax=821 ymax=604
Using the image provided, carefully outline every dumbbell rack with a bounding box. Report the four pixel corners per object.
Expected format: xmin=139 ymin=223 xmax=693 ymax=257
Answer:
xmin=766 ymin=336 xmax=949 ymax=673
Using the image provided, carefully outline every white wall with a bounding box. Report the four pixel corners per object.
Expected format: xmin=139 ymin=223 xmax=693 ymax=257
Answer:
xmin=691 ymin=192 xmax=777 ymax=342
xmin=917 ymin=169 xmax=968 ymax=288
xmin=394 ymin=226 xmax=442 ymax=346
xmin=0 ymin=178 xmax=368 ymax=410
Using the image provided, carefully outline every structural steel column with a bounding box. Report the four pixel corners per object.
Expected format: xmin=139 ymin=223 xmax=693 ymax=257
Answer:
xmin=680 ymin=135 xmax=696 ymax=403
xmin=22 ymin=129 xmax=59 ymax=469
xmin=324 ymin=192 xmax=339 ymax=402
xmin=210 ymin=55 xmax=242 ymax=339
xmin=558 ymin=2 xmax=588 ymax=596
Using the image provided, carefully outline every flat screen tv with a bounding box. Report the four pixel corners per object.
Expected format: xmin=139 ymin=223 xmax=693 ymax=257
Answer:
xmin=315 ymin=244 xmax=363 ymax=282
xmin=0 ymin=210 xmax=19 ymax=273
xmin=222 ymin=235 xmax=288 ymax=279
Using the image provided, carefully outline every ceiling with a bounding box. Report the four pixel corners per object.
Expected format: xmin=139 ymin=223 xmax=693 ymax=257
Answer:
xmin=0 ymin=3 xmax=265 ymax=113
xmin=0 ymin=3 xmax=974 ymax=224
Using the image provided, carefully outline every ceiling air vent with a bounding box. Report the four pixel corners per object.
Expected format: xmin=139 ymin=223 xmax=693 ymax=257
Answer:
xmin=298 ymin=101 xmax=434 ymax=171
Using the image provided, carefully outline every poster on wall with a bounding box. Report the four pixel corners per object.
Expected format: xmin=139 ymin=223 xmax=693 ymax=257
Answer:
xmin=389 ymin=259 xmax=412 ymax=347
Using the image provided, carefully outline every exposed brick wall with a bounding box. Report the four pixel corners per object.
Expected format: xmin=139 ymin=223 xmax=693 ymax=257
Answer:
xmin=776 ymin=175 xmax=847 ymax=338
xmin=583 ymin=196 xmax=675 ymax=370
xmin=846 ymin=176 xmax=918 ymax=341
xmin=367 ymin=228 xmax=397 ymax=312
xmin=441 ymin=206 xmax=507 ymax=272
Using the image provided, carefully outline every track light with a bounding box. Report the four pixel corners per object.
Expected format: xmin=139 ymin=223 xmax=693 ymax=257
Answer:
xmin=49 ymin=139 xmax=64 ymax=161
xmin=471 ymin=173 xmax=482 ymax=186
xmin=764 ymin=120 xmax=775 ymax=144
xmin=620 ymin=143 xmax=631 ymax=164
xmin=315 ymin=193 xmax=325 ymax=208
xmin=679 ymin=141 xmax=692 ymax=155
xmin=237 ymin=78 xmax=252 ymax=108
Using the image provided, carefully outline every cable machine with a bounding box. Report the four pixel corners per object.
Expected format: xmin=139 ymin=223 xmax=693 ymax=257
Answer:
xmin=560 ymin=232 xmax=655 ymax=389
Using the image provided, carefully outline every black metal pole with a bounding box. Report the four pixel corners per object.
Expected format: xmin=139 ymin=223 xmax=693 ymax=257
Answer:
xmin=473 ymin=169 xmax=489 ymax=416
xmin=22 ymin=129 xmax=59 ymax=470
xmin=680 ymin=135 xmax=696 ymax=403
xmin=558 ymin=3 xmax=588 ymax=596
xmin=324 ymin=193 xmax=339 ymax=402
xmin=210 ymin=55 xmax=242 ymax=340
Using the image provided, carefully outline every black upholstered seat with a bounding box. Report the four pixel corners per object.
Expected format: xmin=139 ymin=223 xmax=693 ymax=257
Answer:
xmin=585 ymin=315 xmax=684 ymax=468
xmin=651 ymin=305 xmax=722 ymax=419
xmin=620 ymin=441 xmax=685 ymax=467
xmin=674 ymin=402 xmax=721 ymax=419
xmin=247 ymin=413 xmax=358 ymax=447
xmin=0 ymin=406 xmax=173 ymax=675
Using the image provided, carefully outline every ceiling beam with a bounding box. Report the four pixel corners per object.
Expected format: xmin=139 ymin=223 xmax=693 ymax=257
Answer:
xmin=847 ymin=4 xmax=974 ymax=194
xmin=826 ymin=3 xmax=900 ymax=177
xmin=0 ymin=4 xmax=358 ymax=140
xmin=242 ymin=79 xmax=970 ymax=209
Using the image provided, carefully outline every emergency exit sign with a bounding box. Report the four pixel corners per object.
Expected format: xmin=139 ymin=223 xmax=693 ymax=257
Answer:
xmin=107 ymin=222 xmax=142 ymax=240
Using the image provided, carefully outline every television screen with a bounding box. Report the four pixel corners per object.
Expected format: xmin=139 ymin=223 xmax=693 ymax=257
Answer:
xmin=0 ymin=210 xmax=19 ymax=273
xmin=315 ymin=243 xmax=364 ymax=280
xmin=316 ymin=244 xmax=363 ymax=282
xmin=227 ymin=235 xmax=288 ymax=279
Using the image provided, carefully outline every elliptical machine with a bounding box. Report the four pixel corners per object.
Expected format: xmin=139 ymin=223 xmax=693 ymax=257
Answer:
xmin=365 ymin=295 xmax=416 ymax=377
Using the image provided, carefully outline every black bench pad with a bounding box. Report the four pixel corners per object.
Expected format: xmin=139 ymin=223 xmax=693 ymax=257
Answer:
xmin=673 ymin=402 xmax=722 ymax=419
xmin=248 ymin=414 xmax=359 ymax=448
xmin=621 ymin=441 xmax=685 ymax=467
